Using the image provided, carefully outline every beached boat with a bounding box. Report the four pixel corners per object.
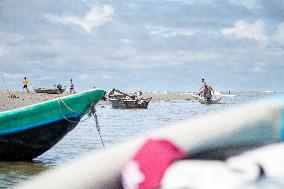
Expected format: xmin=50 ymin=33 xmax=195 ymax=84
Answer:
xmin=108 ymin=88 xmax=152 ymax=109
xmin=0 ymin=89 xmax=105 ymax=160
xmin=34 ymin=87 xmax=65 ymax=94
xmin=15 ymin=96 xmax=284 ymax=189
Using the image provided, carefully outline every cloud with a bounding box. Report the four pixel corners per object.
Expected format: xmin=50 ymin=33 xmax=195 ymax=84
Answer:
xmin=1 ymin=0 xmax=284 ymax=91
xmin=107 ymin=46 xmax=138 ymax=60
xmin=147 ymin=26 xmax=196 ymax=38
xmin=222 ymin=20 xmax=268 ymax=44
xmin=46 ymin=4 xmax=114 ymax=33
xmin=230 ymin=0 xmax=261 ymax=9
xmin=0 ymin=46 xmax=8 ymax=57
xmin=120 ymin=50 xmax=223 ymax=69
xmin=272 ymin=22 xmax=284 ymax=44
xmin=140 ymin=0 xmax=212 ymax=5
xmin=147 ymin=51 xmax=222 ymax=64
xmin=252 ymin=65 xmax=266 ymax=73
xmin=120 ymin=39 xmax=134 ymax=45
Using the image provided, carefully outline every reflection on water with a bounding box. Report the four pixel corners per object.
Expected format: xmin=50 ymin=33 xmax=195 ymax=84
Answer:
xmin=1 ymin=92 xmax=283 ymax=188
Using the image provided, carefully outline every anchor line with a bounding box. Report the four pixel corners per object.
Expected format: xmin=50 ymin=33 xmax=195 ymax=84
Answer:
xmin=58 ymin=99 xmax=105 ymax=148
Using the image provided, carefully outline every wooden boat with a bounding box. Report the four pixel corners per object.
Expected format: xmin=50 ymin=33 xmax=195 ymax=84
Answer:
xmin=14 ymin=96 xmax=284 ymax=189
xmin=34 ymin=87 xmax=65 ymax=94
xmin=109 ymin=98 xmax=152 ymax=109
xmin=198 ymin=96 xmax=222 ymax=104
xmin=108 ymin=88 xmax=152 ymax=109
xmin=0 ymin=89 xmax=104 ymax=160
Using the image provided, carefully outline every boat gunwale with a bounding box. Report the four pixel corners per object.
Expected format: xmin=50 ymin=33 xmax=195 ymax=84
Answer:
xmin=0 ymin=112 xmax=81 ymax=135
xmin=0 ymin=88 xmax=103 ymax=114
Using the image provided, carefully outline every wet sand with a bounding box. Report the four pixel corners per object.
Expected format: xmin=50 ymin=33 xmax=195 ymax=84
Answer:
xmin=0 ymin=91 xmax=195 ymax=111
xmin=143 ymin=92 xmax=195 ymax=101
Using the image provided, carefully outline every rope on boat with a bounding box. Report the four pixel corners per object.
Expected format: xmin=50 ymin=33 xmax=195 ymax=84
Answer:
xmin=57 ymin=99 xmax=91 ymax=123
xmin=58 ymin=98 xmax=77 ymax=113
xmin=57 ymin=99 xmax=105 ymax=148
xmin=89 ymin=104 xmax=105 ymax=148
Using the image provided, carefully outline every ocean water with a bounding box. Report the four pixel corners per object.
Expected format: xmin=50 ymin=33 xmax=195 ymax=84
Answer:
xmin=0 ymin=91 xmax=283 ymax=188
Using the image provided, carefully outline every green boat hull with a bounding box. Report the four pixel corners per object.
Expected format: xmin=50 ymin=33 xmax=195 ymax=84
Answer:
xmin=0 ymin=89 xmax=104 ymax=160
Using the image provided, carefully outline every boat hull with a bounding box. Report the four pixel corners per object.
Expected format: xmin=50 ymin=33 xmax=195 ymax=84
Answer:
xmin=109 ymin=98 xmax=151 ymax=109
xmin=198 ymin=97 xmax=222 ymax=104
xmin=0 ymin=116 xmax=80 ymax=160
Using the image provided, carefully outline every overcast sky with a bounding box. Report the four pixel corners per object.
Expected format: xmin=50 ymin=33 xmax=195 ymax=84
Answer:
xmin=0 ymin=0 xmax=283 ymax=92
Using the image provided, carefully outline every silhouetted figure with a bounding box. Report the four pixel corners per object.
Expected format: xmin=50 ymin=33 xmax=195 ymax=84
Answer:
xmin=70 ymin=79 xmax=75 ymax=93
xmin=23 ymin=77 xmax=30 ymax=92
xmin=57 ymin=84 xmax=63 ymax=93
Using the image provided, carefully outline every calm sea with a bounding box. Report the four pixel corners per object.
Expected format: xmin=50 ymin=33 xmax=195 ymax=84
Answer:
xmin=0 ymin=91 xmax=283 ymax=188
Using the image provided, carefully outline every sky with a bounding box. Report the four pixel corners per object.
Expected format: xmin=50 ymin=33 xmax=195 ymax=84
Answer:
xmin=0 ymin=0 xmax=284 ymax=92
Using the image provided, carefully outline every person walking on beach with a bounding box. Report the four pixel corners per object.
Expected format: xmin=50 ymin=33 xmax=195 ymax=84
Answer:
xmin=23 ymin=77 xmax=29 ymax=92
xmin=70 ymin=79 xmax=75 ymax=93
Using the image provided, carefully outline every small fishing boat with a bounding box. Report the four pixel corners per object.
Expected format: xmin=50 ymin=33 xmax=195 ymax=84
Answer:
xmin=109 ymin=98 xmax=152 ymax=109
xmin=193 ymin=92 xmax=223 ymax=104
xmin=108 ymin=88 xmax=152 ymax=109
xmin=34 ymin=88 xmax=66 ymax=94
xmin=0 ymin=89 xmax=104 ymax=160
xmin=15 ymin=96 xmax=284 ymax=189
xmin=34 ymin=86 xmax=66 ymax=94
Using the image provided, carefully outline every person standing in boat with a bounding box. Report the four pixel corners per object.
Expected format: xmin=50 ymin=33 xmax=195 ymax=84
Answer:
xmin=199 ymin=78 xmax=214 ymax=98
xmin=23 ymin=77 xmax=29 ymax=92
xmin=198 ymin=78 xmax=207 ymax=97
xmin=70 ymin=79 xmax=75 ymax=93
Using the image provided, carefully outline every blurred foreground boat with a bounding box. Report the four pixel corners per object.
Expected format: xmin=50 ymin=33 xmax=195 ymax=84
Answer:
xmin=108 ymin=88 xmax=152 ymax=109
xmin=15 ymin=96 xmax=284 ymax=189
xmin=0 ymin=89 xmax=104 ymax=160
xmin=161 ymin=143 xmax=284 ymax=189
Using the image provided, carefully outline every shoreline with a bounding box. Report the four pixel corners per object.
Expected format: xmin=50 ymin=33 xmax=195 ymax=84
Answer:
xmin=0 ymin=91 xmax=196 ymax=112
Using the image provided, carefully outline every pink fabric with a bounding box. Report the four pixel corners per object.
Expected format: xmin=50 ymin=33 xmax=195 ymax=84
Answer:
xmin=122 ymin=139 xmax=186 ymax=189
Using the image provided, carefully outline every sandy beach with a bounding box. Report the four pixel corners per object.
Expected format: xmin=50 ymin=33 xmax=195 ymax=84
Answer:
xmin=143 ymin=92 xmax=196 ymax=101
xmin=0 ymin=91 xmax=69 ymax=111
xmin=0 ymin=90 xmax=196 ymax=112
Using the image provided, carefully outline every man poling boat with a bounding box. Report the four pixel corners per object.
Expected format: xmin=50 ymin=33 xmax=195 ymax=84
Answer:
xmin=194 ymin=79 xmax=222 ymax=104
